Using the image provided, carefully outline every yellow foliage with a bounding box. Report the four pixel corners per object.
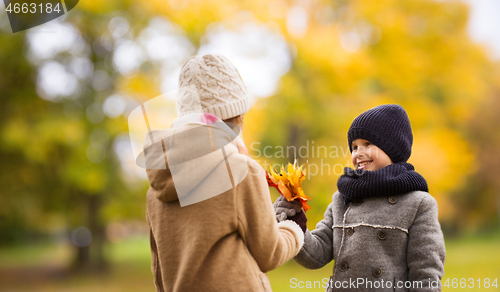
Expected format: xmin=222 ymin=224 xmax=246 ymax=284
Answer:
xmin=117 ymin=74 xmax=161 ymax=103
xmin=410 ymin=128 xmax=475 ymax=219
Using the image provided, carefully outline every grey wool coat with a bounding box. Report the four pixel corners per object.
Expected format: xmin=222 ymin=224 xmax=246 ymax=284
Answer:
xmin=295 ymin=191 xmax=446 ymax=292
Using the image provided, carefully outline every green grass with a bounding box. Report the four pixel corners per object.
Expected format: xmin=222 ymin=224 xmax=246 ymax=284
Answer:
xmin=0 ymin=238 xmax=155 ymax=292
xmin=0 ymin=232 xmax=499 ymax=292
xmin=0 ymin=239 xmax=72 ymax=269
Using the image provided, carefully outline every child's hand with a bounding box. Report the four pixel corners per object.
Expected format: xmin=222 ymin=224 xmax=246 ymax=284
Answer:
xmin=273 ymin=196 xmax=303 ymax=222
xmin=273 ymin=196 xmax=307 ymax=233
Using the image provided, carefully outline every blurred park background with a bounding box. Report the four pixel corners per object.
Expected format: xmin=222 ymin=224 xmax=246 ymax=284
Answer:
xmin=1 ymin=0 xmax=500 ymax=291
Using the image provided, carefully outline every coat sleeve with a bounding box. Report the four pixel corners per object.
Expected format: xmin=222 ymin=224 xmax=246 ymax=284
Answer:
xmin=235 ymin=158 xmax=304 ymax=272
xmin=294 ymin=202 xmax=334 ymax=269
xmin=407 ymin=195 xmax=446 ymax=291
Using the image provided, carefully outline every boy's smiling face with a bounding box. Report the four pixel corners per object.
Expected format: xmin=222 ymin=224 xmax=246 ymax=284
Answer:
xmin=351 ymin=139 xmax=393 ymax=171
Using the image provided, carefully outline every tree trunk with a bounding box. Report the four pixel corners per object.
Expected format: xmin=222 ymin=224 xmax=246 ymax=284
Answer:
xmin=75 ymin=244 xmax=90 ymax=270
xmin=72 ymin=193 xmax=108 ymax=273
xmin=88 ymin=194 xmax=108 ymax=272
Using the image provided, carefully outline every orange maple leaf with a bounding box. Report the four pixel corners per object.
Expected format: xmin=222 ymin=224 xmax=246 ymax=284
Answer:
xmin=266 ymin=160 xmax=311 ymax=212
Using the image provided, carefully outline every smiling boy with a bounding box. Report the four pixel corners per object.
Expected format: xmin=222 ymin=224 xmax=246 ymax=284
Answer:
xmin=275 ymin=104 xmax=446 ymax=291
xmin=351 ymin=139 xmax=392 ymax=171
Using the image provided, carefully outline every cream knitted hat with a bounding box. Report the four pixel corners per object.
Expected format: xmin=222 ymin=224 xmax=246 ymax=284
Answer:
xmin=177 ymin=54 xmax=251 ymax=120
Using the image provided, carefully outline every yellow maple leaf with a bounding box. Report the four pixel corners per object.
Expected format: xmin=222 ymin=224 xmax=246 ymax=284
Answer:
xmin=267 ymin=159 xmax=311 ymax=212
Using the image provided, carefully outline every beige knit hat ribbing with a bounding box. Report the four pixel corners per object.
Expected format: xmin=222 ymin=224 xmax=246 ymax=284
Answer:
xmin=177 ymin=54 xmax=251 ymax=120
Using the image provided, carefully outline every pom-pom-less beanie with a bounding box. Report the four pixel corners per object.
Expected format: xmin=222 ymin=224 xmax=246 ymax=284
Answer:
xmin=347 ymin=104 xmax=413 ymax=163
xmin=177 ymin=54 xmax=250 ymax=120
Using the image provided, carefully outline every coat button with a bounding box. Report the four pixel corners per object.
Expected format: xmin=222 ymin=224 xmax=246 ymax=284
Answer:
xmin=378 ymin=231 xmax=386 ymax=240
xmin=346 ymin=227 xmax=354 ymax=236
xmin=339 ymin=262 xmax=349 ymax=272
xmin=373 ymin=267 xmax=383 ymax=277
xmin=352 ymin=199 xmax=363 ymax=206
xmin=388 ymin=196 xmax=398 ymax=204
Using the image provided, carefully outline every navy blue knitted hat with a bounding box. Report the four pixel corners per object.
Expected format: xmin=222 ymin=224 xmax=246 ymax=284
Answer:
xmin=347 ymin=104 xmax=413 ymax=163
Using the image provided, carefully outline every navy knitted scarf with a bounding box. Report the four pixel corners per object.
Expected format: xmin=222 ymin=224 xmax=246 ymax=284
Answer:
xmin=337 ymin=162 xmax=428 ymax=204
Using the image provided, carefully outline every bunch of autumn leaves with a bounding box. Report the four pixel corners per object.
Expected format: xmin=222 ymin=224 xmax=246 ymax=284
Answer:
xmin=266 ymin=160 xmax=311 ymax=212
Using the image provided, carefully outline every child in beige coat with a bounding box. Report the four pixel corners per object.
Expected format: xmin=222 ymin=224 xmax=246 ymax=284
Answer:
xmin=145 ymin=54 xmax=304 ymax=292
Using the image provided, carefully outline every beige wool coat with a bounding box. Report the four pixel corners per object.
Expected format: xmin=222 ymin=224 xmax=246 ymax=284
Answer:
xmin=145 ymin=123 xmax=304 ymax=292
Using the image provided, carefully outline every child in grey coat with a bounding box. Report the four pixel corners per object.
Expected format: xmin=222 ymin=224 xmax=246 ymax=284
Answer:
xmin=275 ymin=104 xmax=446 ymax=291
